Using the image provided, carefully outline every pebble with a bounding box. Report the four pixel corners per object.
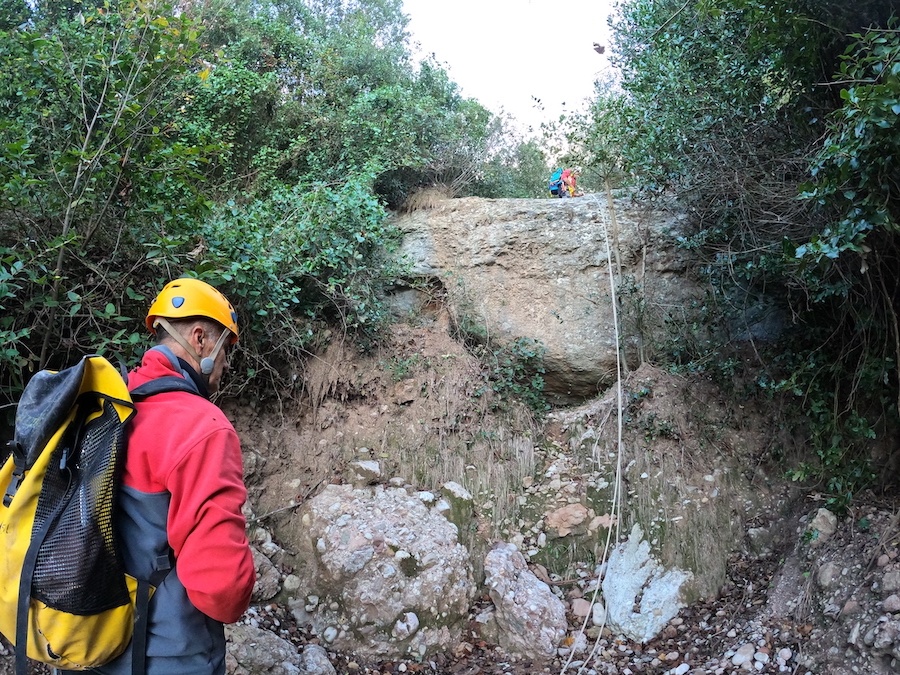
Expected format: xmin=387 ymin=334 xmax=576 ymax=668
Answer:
xmin=883 ymin=594 xmax=900 ymax=612
xmin=732 ymin=643 xmax=756 ymax=666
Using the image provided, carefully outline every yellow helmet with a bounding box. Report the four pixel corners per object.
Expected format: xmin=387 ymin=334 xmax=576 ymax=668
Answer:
xmin=146 ymin=278 xmax=238 ymax=343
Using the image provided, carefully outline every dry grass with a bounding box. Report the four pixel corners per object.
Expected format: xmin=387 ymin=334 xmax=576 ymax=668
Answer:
xmin=399 ymin=185 xmax=454 ymax=213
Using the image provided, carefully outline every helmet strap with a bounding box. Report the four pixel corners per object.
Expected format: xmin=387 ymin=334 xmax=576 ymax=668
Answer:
xmin=154 ymin=317 xmax=232 ymax=376
xmin=153 ymin=317 xmax=210 ymax=375
xmin=201 ymin=327 xmax=232 ymax=375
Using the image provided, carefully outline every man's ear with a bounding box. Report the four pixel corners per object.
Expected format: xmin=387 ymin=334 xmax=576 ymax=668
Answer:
xmin=188 ymin=323 xmax=206 ymax=350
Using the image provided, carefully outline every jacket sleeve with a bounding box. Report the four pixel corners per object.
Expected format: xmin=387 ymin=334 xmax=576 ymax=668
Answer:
xmin=164 ymin=425 xmax=255 ymax=623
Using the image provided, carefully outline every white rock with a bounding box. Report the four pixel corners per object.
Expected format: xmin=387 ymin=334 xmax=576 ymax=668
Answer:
xmin=732 ymin=643 xmax=755 ymax=666
xmin=349 ymin=460 xmax=382 ymax=485
xmin=301 ymin=644 xmax=336 ymax=675
xmin=484 ymin=542 xmax=567 ymax=660
xmin=805 ymin=508 xmax=837 ymax=547
xmin=296 ymin=484 xmax=475 ymax=658
xmin=391 ymin=612 xmax=420 ymax=639
xmin=442 ymin=481 xmax=472 ymax=500
xmin=602 ymin=524 xmax=693 ymax=643
xmin=282 ymin=574 xmax=302 ymax=594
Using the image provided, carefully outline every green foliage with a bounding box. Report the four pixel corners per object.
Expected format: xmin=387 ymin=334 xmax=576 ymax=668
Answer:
xmin=0 ymin=0 xmax=28 ymax=29
xmin=759 ymin=347 xmax=882 ymax=511
xmin=195 ymin=172 xmax=402 ymax=388
xmin=797 ymin=26 xmax=900 ymax=268
xmin=380 ymin=354 xmax=421 ymax=382
xmin=606 ymin=0 xmax=828 ymax=201
xmin=0 ymin=249 xmax=37 ymax=399
xmin=470 ymin=131 xmax=550 ymax=199
xmin=591 ymin=0 xmax=900 ymax=505
xmin=0 ymin=1 xmax=213 ymax=371
xmin=782 ymin=23 xmax=900 ymax=505
xmin=175 ymin=60 xmax=279 ymax=185
xmin=479 ymin=337 xmax=549 ymax=415
xmin=0 ymin=3 xmax=209 ymax=224
xmin=0 ymin=0 xmax=550 ymax=413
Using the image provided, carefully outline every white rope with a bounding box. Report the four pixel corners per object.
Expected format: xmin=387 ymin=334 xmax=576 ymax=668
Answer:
xmin=559 ymin=192 xmax=627 ymax=674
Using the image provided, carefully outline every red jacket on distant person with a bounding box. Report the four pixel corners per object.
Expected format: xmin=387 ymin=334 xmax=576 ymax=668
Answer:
xmin=561 ymin=168 xmax=577 ymax=197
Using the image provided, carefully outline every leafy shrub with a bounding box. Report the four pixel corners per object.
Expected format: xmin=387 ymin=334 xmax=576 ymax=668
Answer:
xmin=196 ymin=172 xmax=404 ymax=388
xmin=587 ymin=0 xmax=900 ymax=505
xmin=0 ymin=0 xmax=547 ymax=414
xmin=487 ymin=337 xmax=549 ymax=414
xmin=467 ymin=336 xmax=549 ymax=415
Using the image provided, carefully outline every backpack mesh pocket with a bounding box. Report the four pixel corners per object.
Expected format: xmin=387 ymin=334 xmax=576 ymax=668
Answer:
xmin=31 ymin=396 xmax=131 ymax=613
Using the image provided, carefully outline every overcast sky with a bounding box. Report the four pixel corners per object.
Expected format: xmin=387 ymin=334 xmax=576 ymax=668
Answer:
xmin=401 ymin=0 xmax=616 ymax=134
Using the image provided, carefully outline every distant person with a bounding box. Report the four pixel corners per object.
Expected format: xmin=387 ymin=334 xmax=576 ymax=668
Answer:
xmin=560 ymin=168 xmax=573 ymax=197
xmin=560 ymin=168 xmax=583 ymax=197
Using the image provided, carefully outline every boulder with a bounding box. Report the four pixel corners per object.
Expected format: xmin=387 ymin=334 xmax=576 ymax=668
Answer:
xmin=483 ymin=542 xmax=567 ymax=660
xmin=393 ymin=196 xmax=701 ymax=400
xmin=286 ymin=484 xmax=475 ymax=659
xmin=226 ymin=623 xmax=301 ymax=675
xmin=252 ymin=547 xmax=281 ymax=602
xmin=602 ymin=523 xmax=693 ymax=643
xmin=300 ymin=644 xmax=337 ymax=675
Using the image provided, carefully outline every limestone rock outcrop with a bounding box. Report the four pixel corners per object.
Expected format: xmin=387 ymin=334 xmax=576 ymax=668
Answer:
xmin=602 ymin=523 xmax=693 ymax=643
xmin=393 ymin=196 xmax=700 ymax=400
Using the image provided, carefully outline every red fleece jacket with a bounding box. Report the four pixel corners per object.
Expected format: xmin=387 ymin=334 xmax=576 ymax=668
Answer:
xmin=125 ymin=349 xmax=255 ymax=623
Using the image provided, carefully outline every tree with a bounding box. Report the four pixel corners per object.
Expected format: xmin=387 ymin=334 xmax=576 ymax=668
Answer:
xmin=0 ymin=1 xmax=210 ymax=382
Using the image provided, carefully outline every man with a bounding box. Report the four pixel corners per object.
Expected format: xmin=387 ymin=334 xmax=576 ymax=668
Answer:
xmin=92 ymin=277 xmax=255 ymax=675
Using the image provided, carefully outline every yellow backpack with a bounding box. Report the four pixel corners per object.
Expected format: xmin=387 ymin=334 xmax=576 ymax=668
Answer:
xmin=0 ymin=355 xmax=193 ymax=674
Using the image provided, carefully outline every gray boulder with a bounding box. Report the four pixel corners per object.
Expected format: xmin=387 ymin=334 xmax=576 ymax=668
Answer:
xmin=226 ymin=623 xmax=301 ymax=675
xmin=286 ymin=484 xmax=475 ymax=659
xmin=393 ymin=196 xmax=701 ymax=400
xmin=483 ymin=542 xmax=567 ymax=660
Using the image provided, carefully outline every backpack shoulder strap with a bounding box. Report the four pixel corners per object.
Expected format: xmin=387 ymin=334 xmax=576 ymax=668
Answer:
xmin=129 ymin=376 xmax=200 ymax=401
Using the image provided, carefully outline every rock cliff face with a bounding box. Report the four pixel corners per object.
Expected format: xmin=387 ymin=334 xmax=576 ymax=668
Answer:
xmin=393 ymin=195 xmax=702 ymax=401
